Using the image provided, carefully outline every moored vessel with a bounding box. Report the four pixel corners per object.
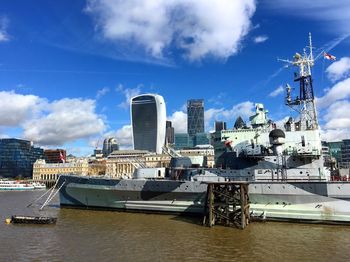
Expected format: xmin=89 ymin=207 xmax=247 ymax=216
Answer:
xmin=31 ymin=182 xmax=46 ymax=190
xmin=0 ymin=180 xmax=34 ymax=191
xmin=58 ymin=34 xmax=350 ymax=224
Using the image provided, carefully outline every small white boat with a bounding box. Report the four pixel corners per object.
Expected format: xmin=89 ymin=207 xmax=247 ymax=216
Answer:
xmin=31 ymin=182 xmax=46 ymax=190
xmin=0 ymin=180 xmax=34 ymax=191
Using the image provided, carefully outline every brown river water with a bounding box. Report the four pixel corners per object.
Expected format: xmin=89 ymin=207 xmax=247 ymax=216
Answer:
xmin=1 ymin=190 xmax=350 ymax=261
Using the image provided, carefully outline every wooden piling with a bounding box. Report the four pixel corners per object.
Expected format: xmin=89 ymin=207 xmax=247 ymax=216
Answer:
xmin=203 ymin=181 xmax=250 ymax=229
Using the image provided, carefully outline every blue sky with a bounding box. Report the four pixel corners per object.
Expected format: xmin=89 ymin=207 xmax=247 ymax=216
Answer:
xmin=0 ymin=0 xmax=350 ymax=155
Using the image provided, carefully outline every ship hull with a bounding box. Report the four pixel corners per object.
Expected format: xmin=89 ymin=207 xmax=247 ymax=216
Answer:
xmin=59 ymin=175 xmax=207 ymax=214
xmin=58 ymin=175 xmax=350 ymax=224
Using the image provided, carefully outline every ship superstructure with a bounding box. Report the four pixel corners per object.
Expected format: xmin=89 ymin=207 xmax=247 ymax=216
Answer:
xmin=211 ymin=33 xmax=326 ymax=182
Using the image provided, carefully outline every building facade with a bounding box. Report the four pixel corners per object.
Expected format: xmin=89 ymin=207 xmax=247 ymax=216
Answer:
xmin=131 ymin=94 xmax=166 ymax=154
xmin=326 ymin=141 xmax=343 ymax=164
xmin=187 ymin=99 xmax=204 ymax=136
xmin=174 ymin=132 xmax=209 ymax=150
xmin=32 ymin=159 xmax=89 ymax=181
xmin=174 ymin=133 xmax=192 ymax=149
xmin=102 ymin=137 xmax=119 ymax=157
xmin=106 ymin=150 xmax=171 ymax=178
xmin=44 ymin=149 xmax=66 ymax=163
xmin=215 ymin=121 xmax=227 ymax=132
xmin=166 ymin=121 xmax=175 ymax=144
xmin=341 ymin=139 xmax=350 ymax=168
xmin=88 ymin=159 xmax=106 ymax=176
xmin=193 ymin=132 xmax=210 ymax=146
xmin=0 ymin=138 xmax=44 ymax=178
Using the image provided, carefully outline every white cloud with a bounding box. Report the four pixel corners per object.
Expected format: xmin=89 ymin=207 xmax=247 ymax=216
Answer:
xmin=0 ymin=133 xmax=9 ymax=138
xmin=323 ymin=100 xmax=350 ymax=129
xmin=269 ymin=86 xmax=284 ymax=97
xmin=23 ymin=98 xmax=106 ymax=146
xmin=254 ymin=35 xmax=268 ymax=43
xmin=324 ymin=100 xmax=350 ymax=121
xmin=205 ymin=101 xmax=254 ymax=131
xmin=326 ymin=57 xmax=350 ymax=82
xmin=0 ymin=16 xmax=9 ymax=42
xmin=116 ymin=84 xmax=142 ymax=109
xmin=263 ymin=1 xmax=350 ymax=33
xmin=316 ymin=78 xmax=350 ymax=141
xmin=86 ymin=0 xmax=256 ymax=61
xmin=168 ymin=111 xmax=187 ymax=133
xmin=204 ymin=108 xmax=225 ymax=131
xmin=220 ymin=101 xmax=255 ymax=120
xmin=316 ymin=78 xmax=350 ymax=109
xmin=0 ymin=91 xmax=106 ymax=146
xmin=114 ymin=125 xmax=133 ymax=149
xmin=96 ymin=87 xmax=110 ymax=99
xmin=0 ymin=91 xmax=45 ymax=126
xmin=321 ymin=129 xmax=350 ymax=142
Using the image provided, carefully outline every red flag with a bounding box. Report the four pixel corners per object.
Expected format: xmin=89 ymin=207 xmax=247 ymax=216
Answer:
xmin=59 ymin=151 xmax=65 ymax=163
xmin=323 ymin=52 xmax=336 ymax=60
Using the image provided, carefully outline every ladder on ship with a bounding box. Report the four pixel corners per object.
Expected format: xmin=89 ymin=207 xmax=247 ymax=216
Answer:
xmin=276 ymin=155 xmax=287 ymax=181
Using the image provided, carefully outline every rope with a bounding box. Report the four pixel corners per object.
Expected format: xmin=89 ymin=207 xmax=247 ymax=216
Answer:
xmin=40 ymin=178 xmax=65 ymax=210
xmin=26 ymin=184 xmax=56 ymax=208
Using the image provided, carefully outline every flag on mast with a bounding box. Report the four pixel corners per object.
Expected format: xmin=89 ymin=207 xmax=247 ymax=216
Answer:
xmin=323 ymin=52 xmax=336 ymax=60
xmin=59 ymin=151 xmax=65 ymax=163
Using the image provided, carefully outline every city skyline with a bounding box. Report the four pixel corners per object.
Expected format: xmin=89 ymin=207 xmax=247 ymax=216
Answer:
xmin=0 ymin=1 xmax=350 ymax=155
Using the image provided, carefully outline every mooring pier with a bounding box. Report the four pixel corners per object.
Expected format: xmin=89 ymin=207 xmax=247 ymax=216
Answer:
xmin=202 ymin=181 xmax=250 ymax=229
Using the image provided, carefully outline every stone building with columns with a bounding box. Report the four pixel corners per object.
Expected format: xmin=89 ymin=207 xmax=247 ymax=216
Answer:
xmin=32 ymin=159 xmax=89 ymax=181
xmin=106 ymin=150 xmax=171 ymax=178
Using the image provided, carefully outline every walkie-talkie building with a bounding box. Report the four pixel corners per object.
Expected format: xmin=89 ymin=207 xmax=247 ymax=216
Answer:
xmin=187 ymin=99 xmax=204 ymax=136
xmin=131 ymin=94 xmax=166 ymax=154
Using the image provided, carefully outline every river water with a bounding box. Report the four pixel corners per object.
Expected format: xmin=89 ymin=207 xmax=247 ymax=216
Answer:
xmin=1 ymin=190 xmax=350 ymax=261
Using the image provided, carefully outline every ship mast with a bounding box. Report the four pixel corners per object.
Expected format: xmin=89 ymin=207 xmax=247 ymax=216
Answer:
xmin=281 ymin=33 xmax=319 ymax=131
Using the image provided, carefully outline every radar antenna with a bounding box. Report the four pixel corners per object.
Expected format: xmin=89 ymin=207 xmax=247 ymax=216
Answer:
xmin=279 ymin=33 xmax=318 ymax=131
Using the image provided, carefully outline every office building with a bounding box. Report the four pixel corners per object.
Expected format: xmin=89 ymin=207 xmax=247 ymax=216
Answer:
xmin=341 ymin=139 xmax=350 ymax=168
xmin=174 ymin=133 xmax=191 ymax=149
xmin=0 ymin=138 xmax=44 ymax=178
xmin=102 ymin=137 xmax=119 ymax=157
xmin=194 ymin=132 xmax=210 ymax=146
xmin=215 ymin=121 xmax=227 ymax=132
xmin=328 ymin=141 xmax=343 ymax=163
xmin=166 ymin=121 xmax=175 ymax=144
xmin=187 ymin=99 xmax=204 ymax=136
xmin=44 ymin=149 xmax=66 ymax=163
xmin=131 ymin=94 xmax=166 ymax=154
xmin=174 ymin=132 xmax=209 ymax=149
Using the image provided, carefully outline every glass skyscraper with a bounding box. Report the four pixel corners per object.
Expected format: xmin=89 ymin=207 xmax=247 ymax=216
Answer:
xmin=187 ymin=99 xmax=204 ymax=136
xmin=131 ymin=94 xmax=166 ymax=154
xmin=174 ymin=132 xmax=209 ymax=149
xmin=0 ymin=138 xmax=44 ymax=178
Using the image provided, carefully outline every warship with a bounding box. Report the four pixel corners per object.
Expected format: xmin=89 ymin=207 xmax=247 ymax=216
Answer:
xmin=58 ymin=34 xmax=350 ymax=224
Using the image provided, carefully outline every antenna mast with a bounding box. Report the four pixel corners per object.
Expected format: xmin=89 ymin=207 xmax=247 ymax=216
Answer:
xmin=281 ymin=33 xmax=318 ymax=131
